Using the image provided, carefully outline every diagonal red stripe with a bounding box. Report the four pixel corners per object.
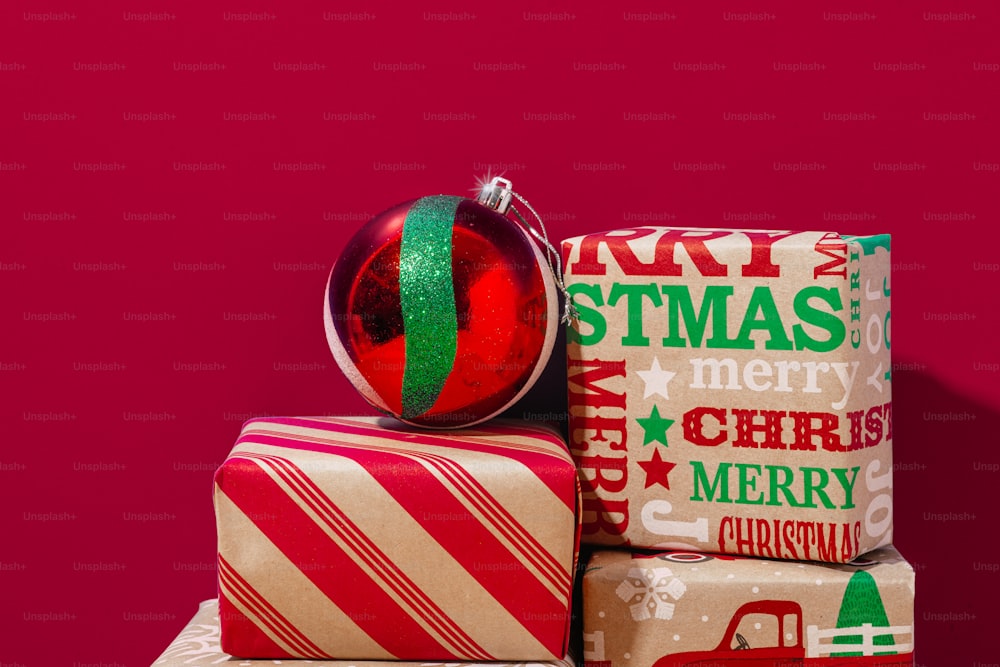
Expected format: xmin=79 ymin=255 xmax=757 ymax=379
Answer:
xmin=344 ymin=450 xmax=572 ymax=653
xmin=241 ymin=416 xmax=573 ymax=508
xmin=219 ymin=565 xmax=313 ymax=657
xmin=231 ymin=438 xmax=570 ymax=653
xmin=217 ymin=455 xmax=485 ymax=660
xmin=220 ymin=563 xmax=303 ymax=656
xmin=242 ymin=417 xmax=562 ymax=457
xmin=239 ymin=433 xmax=573 ymax=613
xmin=415 ymin=450 xmax=569 ymax=594
xmin=217 ymin=590 xmax=288 ymax=659
xmin=218 ymin=555 xmax=330 ymax=658
xmin=410 ymin=448 xmax=566 ymax=584
xmin=249 ymin=453 xmax=492 ymax=660
xmin=239 ymin=431 xmax=569 ymax=595
xmin=252 ymin=415 xmax=566 ymax=454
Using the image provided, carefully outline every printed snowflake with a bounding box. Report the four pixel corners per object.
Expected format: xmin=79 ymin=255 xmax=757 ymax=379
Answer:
xmin=615 ymin=566 xmax=687 ymax=622
xmin=153 ymin=618 xmax=228 ymax=665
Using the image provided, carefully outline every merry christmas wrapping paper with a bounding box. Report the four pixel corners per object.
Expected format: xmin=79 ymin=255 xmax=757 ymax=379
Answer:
xmin=152 ymin=599 xmax=578 ymax=667
xmin=582 ymin=547 xmax=914 ymax=667
xmin=213 ymin=416 xmax=580 ymax=661
xmin=562 ymin=228 xmax=892 ymax=561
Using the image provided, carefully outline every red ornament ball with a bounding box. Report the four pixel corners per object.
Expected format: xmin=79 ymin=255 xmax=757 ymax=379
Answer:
xmin=324 ymin=195 xmax=558 ymax=428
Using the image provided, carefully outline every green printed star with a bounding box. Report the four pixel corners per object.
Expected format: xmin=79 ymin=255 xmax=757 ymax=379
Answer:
xmin=636 ymin=405 xmax=674 ymax=447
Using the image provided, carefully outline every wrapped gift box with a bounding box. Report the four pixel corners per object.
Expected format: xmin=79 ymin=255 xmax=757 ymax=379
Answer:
xmin=582 ymin=546 xmax=914 ymax=667
xmin=562 ymin=228 xmax=892 ymax=561
xmin=152 ymin=599 xmax=578 ymax=667
xmin=214 ymin=416 xmax=580 ymax=661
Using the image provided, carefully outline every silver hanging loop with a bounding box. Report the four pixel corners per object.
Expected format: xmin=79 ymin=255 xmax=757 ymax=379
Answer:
xmin=477 ymin=176 xmax=514 ymax=214
xmin=476 ymin=176 xmax=578 ymax=324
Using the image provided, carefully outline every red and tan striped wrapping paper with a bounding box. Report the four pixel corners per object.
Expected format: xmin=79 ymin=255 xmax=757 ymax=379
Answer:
xmin=152 ymin=599 xmax=578 ymax=667
xmin=213 ymin=416 xmax=581 ymax=661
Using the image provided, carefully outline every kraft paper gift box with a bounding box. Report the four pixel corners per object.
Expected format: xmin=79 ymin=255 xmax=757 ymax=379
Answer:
xmin=213 ymin=416 xmax=580 ymax=661
xmin=562 ymin=228 xmax=892 ymax=561
xmin=151 ymin=599 xmax=579 ymax=667
xmin=582 ymin=546 xmax=914 ymax=667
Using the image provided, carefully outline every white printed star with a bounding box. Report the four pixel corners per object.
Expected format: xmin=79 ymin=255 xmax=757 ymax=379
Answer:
xmin=637 ymin=357 xmax=676 ymax=400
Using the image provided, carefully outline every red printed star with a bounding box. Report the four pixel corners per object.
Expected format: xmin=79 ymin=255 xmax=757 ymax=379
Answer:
xmin=637 ymin=448 xmax=677 ymax=490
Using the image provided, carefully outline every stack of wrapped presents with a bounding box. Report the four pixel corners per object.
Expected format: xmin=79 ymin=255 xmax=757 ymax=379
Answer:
xmin=153 ymin=226 xmax=913 ymax=666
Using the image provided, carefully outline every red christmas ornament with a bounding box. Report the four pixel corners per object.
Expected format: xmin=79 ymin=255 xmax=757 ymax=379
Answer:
xmin=324 ymin=179 xmax=560 ymax=428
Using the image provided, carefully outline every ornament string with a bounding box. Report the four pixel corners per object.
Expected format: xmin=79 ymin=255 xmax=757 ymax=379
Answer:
xmin=476 ymin=177 xmax=579 ymax=324
xmin=507 ymin=205 xmax=578 ymax=324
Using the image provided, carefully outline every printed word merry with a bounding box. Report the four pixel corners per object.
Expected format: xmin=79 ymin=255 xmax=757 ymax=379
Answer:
xmin=689 ymin=357 xmax=859 ymax=408
xmin=690 ymin=460 xmax=860 ymax=509
xmin=567 ymin=357 xmax=630 ymax=542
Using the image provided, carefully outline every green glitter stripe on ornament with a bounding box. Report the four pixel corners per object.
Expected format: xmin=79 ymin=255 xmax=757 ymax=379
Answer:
xmin=398 ymin=196 xmax=462 ymax=419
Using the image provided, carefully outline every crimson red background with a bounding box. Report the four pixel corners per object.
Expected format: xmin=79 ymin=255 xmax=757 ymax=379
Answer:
xmin=4 ymin=1 xmax=998 ymax=665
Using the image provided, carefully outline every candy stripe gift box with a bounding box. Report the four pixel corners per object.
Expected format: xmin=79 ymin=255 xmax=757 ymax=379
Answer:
xmin=212 ymin=416 xmax=581 ymax=661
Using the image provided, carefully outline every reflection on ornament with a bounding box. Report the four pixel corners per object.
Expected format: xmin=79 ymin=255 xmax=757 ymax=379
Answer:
xmin=325 ymin=193 xmax=558 ymax=428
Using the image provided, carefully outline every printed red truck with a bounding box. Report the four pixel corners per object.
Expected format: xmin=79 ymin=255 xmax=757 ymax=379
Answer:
xmin=582 ymin=547 xmax=914 ymax=667
xmin=562 ymin=228 xmax=892 ymax=561
xmin=654 ymin=599 xmax=911 ymax=666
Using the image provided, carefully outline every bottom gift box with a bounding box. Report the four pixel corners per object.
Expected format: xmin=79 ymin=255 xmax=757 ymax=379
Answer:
xmin=151 ymin=599 xmax=577 ymax=667
xmin=582 ymin=546 xmax=914 ymax=667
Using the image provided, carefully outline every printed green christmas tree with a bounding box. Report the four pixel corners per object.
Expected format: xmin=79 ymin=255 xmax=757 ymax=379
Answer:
xmin=831 ymin=570 xmax=896 ymax=656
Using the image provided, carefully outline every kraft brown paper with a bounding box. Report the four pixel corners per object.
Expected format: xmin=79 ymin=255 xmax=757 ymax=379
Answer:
xmin=582 ymin=546 xmax=914 ymax=666
xmin=563 ymin=229 xmax=892 ymax=561
xmin=214 ymin=417 xmax=580 ymax=661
